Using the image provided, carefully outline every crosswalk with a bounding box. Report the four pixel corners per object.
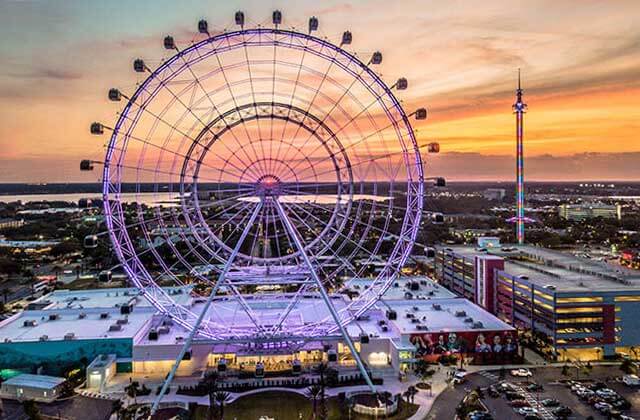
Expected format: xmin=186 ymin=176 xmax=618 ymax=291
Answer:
xmin=477 ymin=370 xmax=500 ymax=382
xmin=475 ymin=371 xmax=556 ymax=419
xmin=78 ymin=389 xmax=121 ymax=401
xmin=511 ymin=384 xmax=555 ymax=420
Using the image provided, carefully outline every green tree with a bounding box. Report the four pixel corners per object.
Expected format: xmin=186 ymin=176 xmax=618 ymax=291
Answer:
xmin=200 ymin=371 xmax=219 ymax=420
xmin=306 ymin=385 xmax=322 ymax=418
xmin=214 ymin=391 xmax=230 ymax=420
xmin=124 ymin=380 xmax=140 ymax=405
xmin=22 ymin=400 xmax=41 ymax=420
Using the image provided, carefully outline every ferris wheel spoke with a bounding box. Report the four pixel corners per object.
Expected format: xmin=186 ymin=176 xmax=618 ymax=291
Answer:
xmin=282 ymin=202 xmax=358 ymax=280
xmin=153 ymin=74 xmax=265 ymax=182
xmin=285 ymin=195 xmax=414 ymax=262
xmin=124 ymin=90 xmax=253 ymax=180
xmin=288 ymin=61 xmax=371 ymax=164
xmin=153 ymin=200 xmax=263 ymax=412
xmin=210 ymin=38 xmax=269 ymax=178
xmin=246 ymin=205 xmax=265 ymax=265
xmin=282 ymin=201 xmax=372 ymax=272
xmin=292 ymin=140 xmax=424 ymax=183
xmin=273 ymin=198 xmax=375 ymax=390
xmin=273 ymin=31 xmax=311 ymax=170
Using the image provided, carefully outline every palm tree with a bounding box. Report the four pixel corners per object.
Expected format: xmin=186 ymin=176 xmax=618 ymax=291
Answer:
xmin=124 ymin=380 xmax=140 ymax=405
xmin=214 ymin=391 xmax=230 ymax=419
xmin=316 ymin=362 xmax=329 ymax=420
xmin=137 ymin=405 xmax=150 ymax=419
xmin=201 ymin=371 xmax=219 ymax=420
xmin=402 ymin=389 xmax=411 ymax=403
xmin=408 ymin=385 xmax=418 ymax=402
xmin=305 ymin=385 xmax=322 ymax=418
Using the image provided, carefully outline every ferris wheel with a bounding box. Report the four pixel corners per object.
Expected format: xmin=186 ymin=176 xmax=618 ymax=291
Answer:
xmin=84 ymin=10 xmax=428 ymax=406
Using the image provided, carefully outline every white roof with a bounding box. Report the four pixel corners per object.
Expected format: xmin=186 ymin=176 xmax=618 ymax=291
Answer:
xmin=3 ymin=374 xmax=65 ymax=389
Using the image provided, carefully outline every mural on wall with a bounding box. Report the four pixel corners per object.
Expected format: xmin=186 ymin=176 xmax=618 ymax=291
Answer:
xmin=0 ymin=339 xmax=132 ymax=375
xmin=410 ymin=330 xmax=520 ymax=364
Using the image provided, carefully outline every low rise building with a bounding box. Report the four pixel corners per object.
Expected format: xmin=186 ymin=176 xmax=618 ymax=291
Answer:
xmin=0 ymin=373 xmax=66 ymax=402
xmin=558 ymin=203 xmax=622 ymax=221
xmin=434 ymin=244 xmax=640 ymax=361
xmin=0 ymin=279 xmax=514 ymax=388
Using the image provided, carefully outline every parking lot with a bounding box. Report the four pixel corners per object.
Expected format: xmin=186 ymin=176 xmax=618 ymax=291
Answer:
xmin=429 ymin=366 xmax=640 ymax=420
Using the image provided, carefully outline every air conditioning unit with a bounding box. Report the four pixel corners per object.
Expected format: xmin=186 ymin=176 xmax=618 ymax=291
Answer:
xmin=39 ymin=335 xmax=49 ymax=341
xmin=109 ymin=324 xmax=122 ymax=332
xmin=433 ymin=304 xmax=442 ymax=311
xmin=455 ymin=310 xmax=467 ymax=317
xmin=148 ymin=329 xmax=159 ymax=340
xmin=100 ymin=313 xmax=109 ymax=319
xmin=49 ymin=314 xmax=60 ymax=321
xmin=64 ymin=332 xmax=75 ymax=340
xmin=23 ymin=320 xmax=37 ymax=327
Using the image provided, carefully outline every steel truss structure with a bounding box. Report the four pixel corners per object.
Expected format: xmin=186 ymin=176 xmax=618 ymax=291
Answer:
xmin=91 ymin=12 xmax=427 ymax=413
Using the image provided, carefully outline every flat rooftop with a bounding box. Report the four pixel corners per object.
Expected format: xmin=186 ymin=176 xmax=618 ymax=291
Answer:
xmin=346 ymin=276 xmax=456 ymax=300
xmin=384 ymin=298 xmax=514 ymax=335
xmin=2 ymin=374 xmax=65 ymax=389
xmin=440 ymin=244 xmax=640 ymax=292
xmin=0 ymin=308 xmax=151 ymax=342
xmin=32 ymin=286 xmax=192 ymax=311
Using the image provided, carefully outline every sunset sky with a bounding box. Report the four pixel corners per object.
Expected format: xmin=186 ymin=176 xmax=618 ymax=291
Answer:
xmin=0 ymin=0 xmax=639 ymax=182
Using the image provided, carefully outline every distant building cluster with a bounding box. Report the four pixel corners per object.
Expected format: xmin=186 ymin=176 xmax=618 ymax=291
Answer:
xmin=483 ymin=188 xmax=506 ymax=201
xmin=0 ymin=218 xmax=24 ymax=231
xmin=558 ymin=203 xmax=622 ymax=221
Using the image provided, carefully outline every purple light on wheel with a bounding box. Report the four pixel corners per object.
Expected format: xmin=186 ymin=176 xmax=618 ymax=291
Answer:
xmin=100 ymin=27 xmax=425 ymax=340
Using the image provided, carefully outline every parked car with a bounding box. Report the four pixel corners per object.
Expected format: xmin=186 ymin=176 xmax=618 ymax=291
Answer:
xmin=506 ymin=392 xmax=526 ymax=401
xmin=511 ymin=368 xmax=533 ymax=377
xmin=527 ymin=383 xmax=543 ymax=392
xmin=552 ymin=406 xmax=572 ymax=418
xmin=523 ymin=415 xmax=542 ymax=420
xmin=595 ymin=402 xmax=613 ymax=413
xmin=467 ymin=410 xmax=493 ymax=420
xmin=622 ymin=374 xmax=640 ymax=387
xmin=612 ymin=398 xmax=632 ymax=410
xmin=517 ymin=407 xmax=538 ymax=416
xmin=488 ymin=386 xmax=500 ymax=398
xmin=541 ymin=398 xmax=560 ymax=407
xmin=510 ymin=399 xmax=530 ymax=408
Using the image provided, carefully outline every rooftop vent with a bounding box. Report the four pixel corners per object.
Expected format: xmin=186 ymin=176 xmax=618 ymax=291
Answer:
xmin=455 ymin=310 xmax=467 ymax=317
xmin=472 ymin=321 xmax=484 ymax=329
xmin=78 ymin=312 xmax=87 ymax=319
xmin=464 ymin=317 xmax=474 ymax=323
xmin=433 ymin=304 xmax=442 ymax=311
xmin=386 ymin=310 xmax=397 ymax=320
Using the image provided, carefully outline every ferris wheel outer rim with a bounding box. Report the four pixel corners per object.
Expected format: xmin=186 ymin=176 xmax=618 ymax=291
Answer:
xmin=102 ymin=27 xmax=424 ymax=339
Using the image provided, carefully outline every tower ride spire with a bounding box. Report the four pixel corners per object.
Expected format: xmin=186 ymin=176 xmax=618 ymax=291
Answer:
xmin=513 ymin=69 xmax=527 ymax=245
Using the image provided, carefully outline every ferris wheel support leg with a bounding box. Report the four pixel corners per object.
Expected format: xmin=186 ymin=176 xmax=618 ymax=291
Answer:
xmin=150 ymin=202 xmax=263 ymax=415
xmin=273 ymin=199 xmax=376 ymax=393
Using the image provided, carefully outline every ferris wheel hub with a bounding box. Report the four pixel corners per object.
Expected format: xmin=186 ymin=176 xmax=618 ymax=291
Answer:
xmin=256 ymin=174 xmax=282 ymax=196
